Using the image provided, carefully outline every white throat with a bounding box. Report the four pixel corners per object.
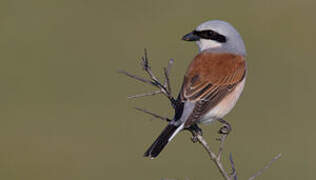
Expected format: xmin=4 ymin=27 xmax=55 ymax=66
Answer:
xmin=196 ymin=39 xmax=222 ymax=52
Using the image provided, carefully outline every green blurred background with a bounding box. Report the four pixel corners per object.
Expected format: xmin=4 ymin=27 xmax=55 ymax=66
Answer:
xmin=0 ymin=0 xmax=315 ymax=179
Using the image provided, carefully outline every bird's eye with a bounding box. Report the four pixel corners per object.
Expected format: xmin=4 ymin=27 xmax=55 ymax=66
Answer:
xmin=193 ymin=30 xmax=227 ymax=43
xmin=207 ymin=31 xmax=214 ymax=36
xmin=199 ymin=30 xmax=214 ymax=39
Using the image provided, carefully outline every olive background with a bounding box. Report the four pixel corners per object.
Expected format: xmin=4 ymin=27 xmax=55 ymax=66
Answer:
xmin=0 ymin=0 xmax=315 ymax=179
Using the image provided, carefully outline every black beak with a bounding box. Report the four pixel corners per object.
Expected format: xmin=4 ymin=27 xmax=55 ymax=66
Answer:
xmin=182 ymin=31 xmax=200 ymax=41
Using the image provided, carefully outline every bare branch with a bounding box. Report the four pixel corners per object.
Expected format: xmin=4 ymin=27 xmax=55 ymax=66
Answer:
xmin=141 ymin=49 xmax=159 ymax=82
xmin=127 ymin=58 xmax=174 ymax=100
xmin=163 ymin=67 xmax=172 ymax=94
xmin=120 ymin=49 xmax=177 ymax=107
xmin=195 ymin=133 xmax=232 ymax=180
xmin=163 ymin=58 xmax=174 ymax=94
xmin=248 ymin=153 xmax=282 ymax=180
xmin=118 ymin=70 xmax=154 ymax=86
xmin=229 ymin=153 xmax=238 ymax=180
xmin=141 ymin=50 xmax=175 ymax=104
xmin=217 ymin=134 xmax=228 ymax=161
xmin=134 ymin=107 xmax=171 ymax=122
xmin=128 ymin=90 xmax=162 ymax=99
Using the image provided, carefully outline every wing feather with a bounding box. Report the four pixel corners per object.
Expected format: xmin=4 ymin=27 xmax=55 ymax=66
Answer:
xmin=179 ymin=52 xmax=246 ymax=127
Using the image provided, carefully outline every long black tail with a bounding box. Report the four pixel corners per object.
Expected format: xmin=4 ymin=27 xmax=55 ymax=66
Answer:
xmin=144 ymin=124 xmax=182 ymax=158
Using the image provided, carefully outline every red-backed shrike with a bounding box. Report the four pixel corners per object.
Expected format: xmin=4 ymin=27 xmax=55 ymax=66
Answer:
xmin=144 ymin=20 xmax=247 ymax=158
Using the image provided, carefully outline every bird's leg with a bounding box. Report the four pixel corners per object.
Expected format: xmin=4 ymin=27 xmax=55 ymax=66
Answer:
xmin=186 ymin=124 xmax=203 ymax=143
xmin=217 ymin=118 xmax=232 ymax=135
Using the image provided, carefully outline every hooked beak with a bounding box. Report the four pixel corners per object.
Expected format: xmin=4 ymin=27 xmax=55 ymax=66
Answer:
xmin=182 ymin=31 xmax=200 ymax=41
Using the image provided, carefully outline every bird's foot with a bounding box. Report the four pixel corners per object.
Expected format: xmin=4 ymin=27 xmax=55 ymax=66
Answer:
xmin=186 ymin=124 xmax=203 ymax=143
xmin=217 ymin=118 xmax=232 ymax=135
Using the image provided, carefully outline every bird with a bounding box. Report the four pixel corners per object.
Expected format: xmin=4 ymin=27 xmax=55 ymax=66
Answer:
xmin=144 ymin=20 xmax=247 ymax=159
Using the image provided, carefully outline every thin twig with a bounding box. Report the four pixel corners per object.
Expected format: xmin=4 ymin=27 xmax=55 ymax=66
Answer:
xmin=229 ymin=153 xmax=238 ymax=180
xmin=134 ymin=107 xmax=171 ymax=122
xmin=128 ymin=90 xmax=162 ymax=99
xmin=118 ymin=70 xmax=154 ymax=86
xmin=217 ymin=134 xmax=228 ymax=161
xmin=126 ymin=58 xmax=174 ymax=100
xmin=195 ymin=133 xmax=231 ymax=180
xmin=120 ymin=49 xmax=176 ymax=107
xmin=141 ymin=50 xmax=175 ymax=103
xmin=163 ymin=58 xmax=174 ymax=94
xmin=141 ymin=49 xmax=161 ymax=85
xmin=248 ymin=153 xmax=282 ymax=180
xmin=164 ymin=67 xmax=171 ymax=94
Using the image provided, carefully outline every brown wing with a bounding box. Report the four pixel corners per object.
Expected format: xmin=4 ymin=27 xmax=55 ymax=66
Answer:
xmin=180 ymin=52 xmax=247 ymax=127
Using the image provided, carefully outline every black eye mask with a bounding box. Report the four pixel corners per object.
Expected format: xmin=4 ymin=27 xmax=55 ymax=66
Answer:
xmin=192 ymin=30 xmax=227 ymax=43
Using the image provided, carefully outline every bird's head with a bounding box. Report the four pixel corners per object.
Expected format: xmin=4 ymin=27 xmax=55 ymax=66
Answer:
xmin=182 ymin=20 xmax=246 ymax=56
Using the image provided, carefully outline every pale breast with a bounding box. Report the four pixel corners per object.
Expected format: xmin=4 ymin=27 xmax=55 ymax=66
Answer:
xmin=199 ymin=78 xmax=246 ymax=124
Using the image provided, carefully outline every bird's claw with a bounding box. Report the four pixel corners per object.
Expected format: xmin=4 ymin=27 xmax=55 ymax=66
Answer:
xmin=191 ymin=136 xmax=199 ymax=143
xmin=218 ymin=125 xmax=231 ymax=135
